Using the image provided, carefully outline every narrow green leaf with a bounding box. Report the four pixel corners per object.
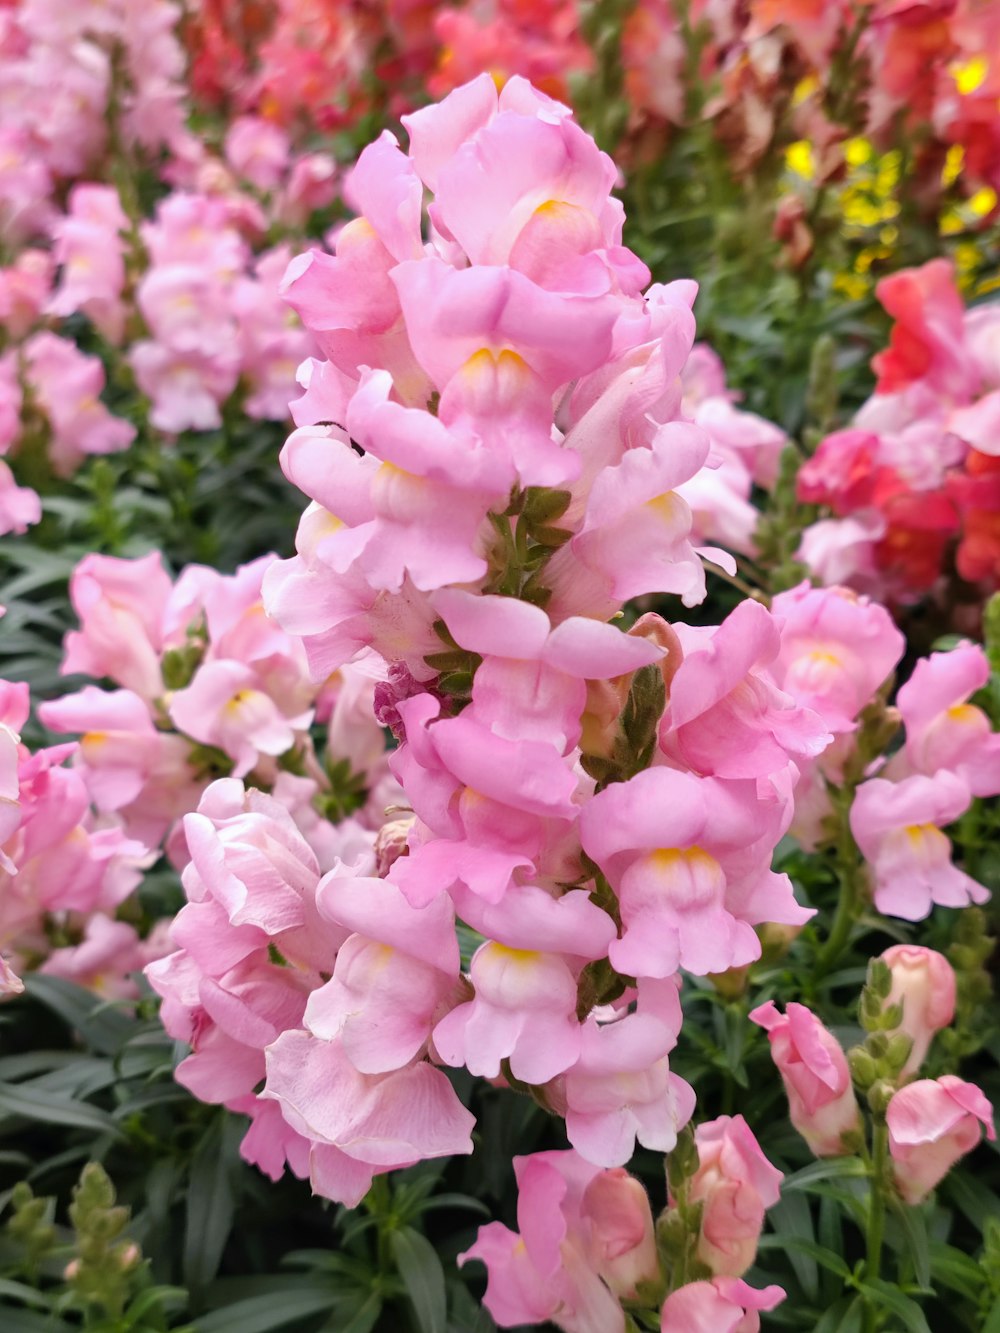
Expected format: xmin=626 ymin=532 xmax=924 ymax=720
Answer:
xmin=813 ymin=1295 xmax=863 ymax=1333
xmin=193 ymin=1286 xmax=338 ymax=1333
xmin=183 ymin=1114 xmax=242 ymax=1295
xmin=0 ymin=1083 xmax=123 ymax=1137
xmin=391 ymin=1226 xmax=447 ymax=1333
xmin=890 ymin=1200 xmax=931 ymax=1290
xmin=782 ymin=1158 xmax=867 ymax=1194
xmin=337 ymin=1293 xmax=383 ymax=1333
xmin=858 ymin=1280 xmax=931 ymax=1333
xmin=757 ymin=1234 xmax=851 ymax=1280
xmin=22 ymin=976 xmax=133 ymax=1054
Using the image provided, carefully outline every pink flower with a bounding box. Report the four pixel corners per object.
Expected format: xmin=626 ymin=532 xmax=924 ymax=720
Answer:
xmin=24 ymin=333 xmax=135 ymax=474
xmin=62 ymin=552 xmax=173 ymax=700
xmin=388 ymin=692 xmax=578 ymax=907
xmin=659 ymin=1277 xmax=785 ymax=1333
xmin=894 ymin=643 xmax=1000 ymax=797
xmin=769 ymin=582 xmax=905 ymax=734
xmin=873 ymin=259 xmax=978 ymax=399
xmin=880 ymin=944 xmax=957 ymax=1080
xmin=580 ymin=767 xmax=812 ymax=979
xmin=887 ymin=1076 xmax=995 ymax=1204
xmin=658 ymin=599 xmax=831 ymax=779
xmin=263 ymin=1030 xmax=475 ymax=1203
xmin=689 ymin=1115 xmax=783 ymax=1276
xmin=556 ymin=979 xmax=696 ymax=1167
xmin=0 ymin=461 xmax=40 ymax=536
xmin=849 ymin=772 xmax=988 ymax=920
xmin=749 ymin=1000 xmax=861 ymax=1156
xmin=224 ymin=116 xmax=290 ymax=192
xmin=458 ymin=1150 xmax=633 ymax=1333
xmin=47 ymin=184 xmax=128 ymax=341
xmin=433 ymin=885 xmax=616 ymax=1085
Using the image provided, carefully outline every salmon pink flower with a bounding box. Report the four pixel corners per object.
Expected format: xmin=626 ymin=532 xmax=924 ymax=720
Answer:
xmin=880 ymin=944 xmax=956 ymax=1080
xmin=659 ymin=1277 xmax=785 ymax=1332
xmin=689 ymin=1115 xmax=783 ymax=1276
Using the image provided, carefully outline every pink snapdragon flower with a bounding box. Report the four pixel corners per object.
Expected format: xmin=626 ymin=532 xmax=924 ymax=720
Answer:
xmin=388 ymin=692 xmax=579 ymax=907
xmin=0 ymin=953 xmax=23 ymax=996
xmin=554 ymin=979 xmax=696 ymax=1166
xmin=224 ymin=116 xmax=290 ymax=192
xmin=880 ymin=944 xmax=957 ymax=1080
xmin=47 ymin=184 xmax=128 ymax=341
xmin=769 ymin=582 xmax=905 ymax=735
xmin=0 ymin=248 xmax=52 ymax=337
xmin=893 ymin=643 xmax=1000 ymax=796
xmin=749 ymin=1000 xmax=861 ymax=1155
xmin=0 ymin=462 xmax=41 ymax=536
xmin=849 ymin=772 xmax=989 ymax=919
xmin=459 ymin=1150 xmax=633 ymax=1333
xmin=689 ymin=1115 xmax=783 ymax=1276
xmin=887 ymin=1076 xmax=995 ymax=1204
xmin=24 ymin=332 xmax=135 ymax=474
xmin=433 ymin=885 xmax=616 ymax=1085
xmin=580 ymin=767 xmax=812 ymax=979
xmin=659 ymin=1277 xmax=785 ymax=1333
xmin=658 ymin=599 xmax=831 ymax=779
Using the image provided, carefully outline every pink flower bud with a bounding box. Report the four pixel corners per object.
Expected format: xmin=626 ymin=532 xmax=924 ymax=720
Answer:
xmin=887 ymin=1076 xmax=995 ymax=1205
xmin=689 ymin=1115 xmax=783 ymax=1276
xmin=880 ymin=944 xmax=956 ymax=1079
xmin=749 ymin=1001 xmax=861 ymax=1156
xmin=580 ymin=1167 xmax=659 ymax=1298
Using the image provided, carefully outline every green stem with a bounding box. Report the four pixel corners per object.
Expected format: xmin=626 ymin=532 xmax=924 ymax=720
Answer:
xmin=863 ymin=1116 xmax=889 ymax=1333
xmin=815 ymin=787 xmax=862 ymax=977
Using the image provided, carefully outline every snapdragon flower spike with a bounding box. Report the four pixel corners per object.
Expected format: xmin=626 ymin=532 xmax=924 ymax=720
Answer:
xmin=849 ymin=772 xmax=989 ymax=920
xmin=580 ymin=768 xmax=812 ymax=979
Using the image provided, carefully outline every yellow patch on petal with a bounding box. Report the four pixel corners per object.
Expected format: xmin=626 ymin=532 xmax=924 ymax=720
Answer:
xmin=946 ymin=703 xmax=980 ymax=726
xmin=953 ymin=55 xmax=988 ymax=96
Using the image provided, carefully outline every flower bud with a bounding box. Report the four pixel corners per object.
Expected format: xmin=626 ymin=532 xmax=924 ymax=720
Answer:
xmin=750 ymin=1001 xmax=861 ymax=1156
xmin=581 ymin=1167 xmax=660 ymax=1298
xmin=880 ymin=944 xmax=956 ymax=1080
xmin=689 ymin=1116 xmax=783 ymax=1277
xmin=887 ymin=1076 xmax=995 ymax=1204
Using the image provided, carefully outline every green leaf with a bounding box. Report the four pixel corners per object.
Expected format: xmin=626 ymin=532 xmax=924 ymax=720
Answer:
xmin=890 ymin=1199 xmax=931 ymax=1290
xmin=0 ymin=1277 xmax=54 ymax=1307
xmin=183 ymin=1114 xmax=243 ymax=1295
xmin=857 ymin=1280 xmax=931 ymax=1333
xmin=192 ymin=1286 xmax=339 ymax=1333
xmin=22 ymin=976 xmax=134 ymax=1054
xmin=0 ymin=1083 xmax=123 ymax=1137
xmin=813 ymin=1295 xmax=863 ymax=1333
xmin=982 ymin=1293 xmax=1000 ymax=1333
xmin=336 ymin=1293 xmax=383 ymax=1333
xmin=781 ymin=1158 xmax=867 ymax=1194
xmin=757 ymin=1233 xmax=851 ymax=1280
xmin=390 ymin=1226 xmax=447 ymax=1333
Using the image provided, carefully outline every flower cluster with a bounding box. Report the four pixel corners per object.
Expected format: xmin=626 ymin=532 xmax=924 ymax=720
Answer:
xmin=43 ymin=550 xmax=397 ymax=872
xmin=798 ymin=259 xmax=1000 ymax=601
xmin=0 ymin=665 xmax=157 ymax=997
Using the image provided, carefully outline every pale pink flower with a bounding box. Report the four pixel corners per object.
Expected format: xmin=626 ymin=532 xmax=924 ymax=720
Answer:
xmin=580 ymin=767 xmax=812 ymax=979
xmin=459 ymin=1149 xmax=628 ymax=1333
xmin=880 ymin=944 xmax=957 ymax=1080
xmin=850 ymin=773 xmax=988 ymax=920
xmin=224 ymin=116 xmax=290 ymax=192
xmin=769 ymin=582 xmax=905 ymax=734
xmin=894 ymin=643 xmax=1000 ymax=797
